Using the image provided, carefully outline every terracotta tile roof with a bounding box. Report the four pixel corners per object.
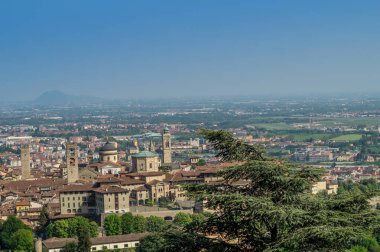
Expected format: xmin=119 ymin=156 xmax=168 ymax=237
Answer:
xmin=59 ymin=183 xmax=94 ymax=193
xmin=43 ymin=233 xmax=147 ymax=249
xmin=15 ymin=201 xmax=30 ymax=206
xmin=2 ymin=178 xmax=66 ymax=193
xmin=134 ymin=185 xmax=149 ymax=192
xmin=120 ymin=178 xmax=145 ymax=185
xmin=93 ymin=186 xmax=129 ymax=194
xmin=97 ymin=177 xmax=122 ymax=184
xmin=127 ymin=171 xmax=164 ymax=177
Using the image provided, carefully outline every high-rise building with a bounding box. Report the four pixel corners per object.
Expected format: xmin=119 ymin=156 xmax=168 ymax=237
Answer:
xmin=162 ymin=127 xmax=172 ymax=164
xmin=66 ymin=143 xmax=79 ymax=183
xmin=21 ymin=144 xmax=31 ymax=179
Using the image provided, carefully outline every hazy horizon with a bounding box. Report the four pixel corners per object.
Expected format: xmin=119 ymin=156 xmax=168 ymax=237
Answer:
xmin=1 ymin=1 xmax=380 ymax=101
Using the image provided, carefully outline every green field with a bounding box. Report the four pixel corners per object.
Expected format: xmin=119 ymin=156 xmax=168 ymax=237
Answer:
xmin=331 ymin=134 xmax=362 ymax=141
xmin=254 ymin=123 xmax=294 ymax=130
xmin=318 ymin=118 xmax=380 ymax=128
xmin=291 ymin=133 xmax=333 ymax=141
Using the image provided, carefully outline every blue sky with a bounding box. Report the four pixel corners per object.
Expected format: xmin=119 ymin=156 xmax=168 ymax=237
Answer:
xmin=1 ymin=0 xmax=380 ymax=101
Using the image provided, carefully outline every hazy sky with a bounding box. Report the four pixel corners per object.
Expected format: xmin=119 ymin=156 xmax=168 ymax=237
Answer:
xmin=1 ymin=1 xmax=380 ymax=101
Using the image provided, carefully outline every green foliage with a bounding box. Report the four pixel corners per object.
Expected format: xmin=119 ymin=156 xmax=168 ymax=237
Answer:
xmin=37 ymin=206 xmax=50 ymax=238
xmin=104 ymin=214 xmax=122 ymax=236
xmin=140 ymin=233 xmax=166 ymax=252
xmin=198 ymin=128 xmax=265 ymax=161
xmin=77 ymin=226 xmax=92 ymax=252
xmin=146 ymin=216 xmax=167 ymax=232
xmin=10 ymin=229 xmax=34 ymax=252
xmin=146 ymin=129 xmax=380 ymax=251
xmin=338 ymin=179 xmax=380 ymax=195
xmin=121 ymin=212 xmax=135 ymax=234
xmin=173 ymin=212 xmax=192 ymax=227
xmin=133 ymin=215 xmax=147 ymax=233
xmin=62 ymin=242 xmax=77 ymax=252
xmin=0 ymin=215 xmax=30 ymax=249
xmin=47 ymin=219 xmax=69 ymax=238
xmin=47 ymin=217 xmax=98 ymax=238
xmin=350 ymin=246 xmax=368 ymax=252
xmin=196 ymin=159 xmax=206 ymax=166
xmin=158 ymin=197 xmax=172 ymax=208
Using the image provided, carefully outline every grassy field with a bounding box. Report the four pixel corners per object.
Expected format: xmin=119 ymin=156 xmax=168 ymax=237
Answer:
xmin=291 ymin=133 xmax=333 ymax=141
xmin=318 ymin=117 xmax=380 ymax=128
xmin=254 ymin=123 xmax=294 ymax=130
xmin=330 ymin=134 xmax=362 ymax=141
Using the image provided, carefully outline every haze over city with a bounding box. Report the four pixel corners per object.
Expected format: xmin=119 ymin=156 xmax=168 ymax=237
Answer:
xmin=1 ymin=0 xmax=380 ymax=101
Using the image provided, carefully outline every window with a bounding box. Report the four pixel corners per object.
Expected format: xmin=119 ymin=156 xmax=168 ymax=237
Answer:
xmin=124 ymin=244 xmax=129 ymax=248
xmin=92 ymin=247 xmax=96 ymax=251
xmin=102 ymin=246 xmax=107 ymax=250
xmin=68 ymin=203 xmax=70 ymax=207
xmin=114 ymin=245 xmax=118 ymax=249
xmin=62 ymin=203 xmax=65 ymax=207
xmin=135 ymin=242 xmax=139 ymax=247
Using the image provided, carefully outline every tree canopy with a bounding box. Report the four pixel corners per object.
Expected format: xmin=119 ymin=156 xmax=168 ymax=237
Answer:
xmin=104 ymin=214 xmax=122 ymax=236
xmin=47 ymin=217 xmax=98 ymax=238
xmin=0 ymin=215 xmax=31 ymax=250
xmin=140 ymin=129 xmax=380 ymax=252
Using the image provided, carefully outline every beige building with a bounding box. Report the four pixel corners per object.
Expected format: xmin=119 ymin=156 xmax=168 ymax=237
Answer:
xmin=131 ymin=151 xmax=160 ymax=173
xmin=311 ymin=181 xmax=338 ymax=194
xmin=94 ymin=186 xmax=130 ymax=214
xmin=66 ymin=143 xmax=79 ymax=183
xmin=59 ymin=184 xmax=95 ymax=215
xmin=162 ymin=127 xmax=172 ymax=164
xmin=146 ymin=180 xmax=171 ymax=202
xmin=99 ymin=142 xmax=118 ymax=163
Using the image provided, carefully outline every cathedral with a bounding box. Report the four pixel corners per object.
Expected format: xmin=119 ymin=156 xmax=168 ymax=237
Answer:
xmin=69 ymin=127 xmax=172 ymax=183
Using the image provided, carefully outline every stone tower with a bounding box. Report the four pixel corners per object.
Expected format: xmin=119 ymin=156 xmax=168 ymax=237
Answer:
xmin=149 ymin=138 xmax=155 ymax=152
xmin=21 ymin=144 xmax=31 ymax=179
xmin=87 ymin=148 xmax=94 ymax=164
xmin=66 ymin=143 xmax=79 ymax=183
xmin=162 ymin=127 xmax=172 ymax=164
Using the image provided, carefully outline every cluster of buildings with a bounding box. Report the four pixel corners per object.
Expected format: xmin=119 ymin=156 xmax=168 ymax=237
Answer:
xmin=0 ymin=127 xmax=224 ymax=229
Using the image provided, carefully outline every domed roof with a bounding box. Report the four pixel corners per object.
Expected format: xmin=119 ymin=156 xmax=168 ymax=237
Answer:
xmin=99 ymin=142 xmax=117 ymax=152
xmin=132 ymin=150 xmax=158 ymax=158
xmin=163 ymin=127 xmax=170 ymax=134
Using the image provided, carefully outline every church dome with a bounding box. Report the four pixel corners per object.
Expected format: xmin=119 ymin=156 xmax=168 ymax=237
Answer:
xmin=99 ymin=142 xmax=117 ymax=152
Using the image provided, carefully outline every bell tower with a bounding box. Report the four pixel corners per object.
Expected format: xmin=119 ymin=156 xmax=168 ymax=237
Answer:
xmin=66 ymin=143 xmax=79 ymax=183
xmin=21 ymin=144 xmax=31 ymax=179
xmin=162 ymin=127 xmax=172 ymax=164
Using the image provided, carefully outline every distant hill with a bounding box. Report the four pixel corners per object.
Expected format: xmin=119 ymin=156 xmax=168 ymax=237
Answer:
xmin=34 ymin=90 xmax=104 ymax=105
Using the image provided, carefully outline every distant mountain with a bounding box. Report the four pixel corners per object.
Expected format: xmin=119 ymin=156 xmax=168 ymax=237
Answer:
xmin=34 ymin=90 xmax=104 ymax=105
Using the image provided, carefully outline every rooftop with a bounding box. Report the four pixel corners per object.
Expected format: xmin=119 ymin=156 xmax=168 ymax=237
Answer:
xmin=43 ymin=233 xmax=147 ymax=249
xmin=131 ymin=150 xmax=158 ymax=158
